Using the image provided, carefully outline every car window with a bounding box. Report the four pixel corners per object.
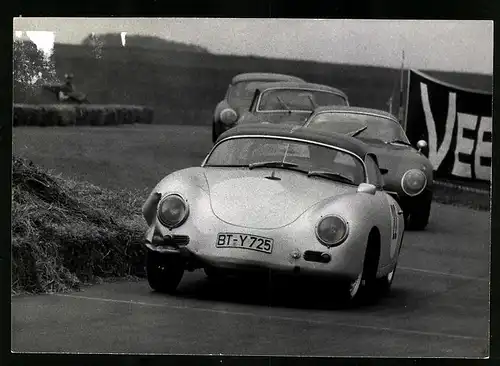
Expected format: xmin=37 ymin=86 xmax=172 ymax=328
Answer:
xmin=257 ymin=89 xmax=348 ymax=112
xmin=205 ymin=137 xmax=366 ymax=185
xmin=365 ymin=155 xmax=384 ymax=188
xmin=227 ymin=81 xmax=271 ymax=108
xmin=204 ymin=138 xmax=255 ymax=166
xmin=307 ymin=112 xmax=409 ymax=143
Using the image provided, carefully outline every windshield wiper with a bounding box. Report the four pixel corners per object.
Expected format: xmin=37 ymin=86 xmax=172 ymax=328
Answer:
xmin=348 ymin=125 xmax=368 ymax=137
xmin=306 ymin=95 xmax=317 ymax=109
xmin=276 ymin=96 xmax=292 ymax=112
xmin=385 ymin=139 xmax=412 ymax=147
xmin=249 ymin=161 xmax=300 ymax=170
xmin=307 ymin=170 xmax=355 ymax=185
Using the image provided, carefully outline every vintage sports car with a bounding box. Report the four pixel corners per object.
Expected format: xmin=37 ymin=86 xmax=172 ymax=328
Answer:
xmin=212 ymin=73 xmax=305 ymax=142
xmin=141 ymin=123 xmax=405 ymax=304
xmin=303 ymin=106 xmax=433 ymax=230
xmin=218 ymin=82 xmax=350 ymax=134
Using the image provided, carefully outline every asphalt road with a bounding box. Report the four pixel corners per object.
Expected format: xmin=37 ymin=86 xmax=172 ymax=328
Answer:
xmin=11 ymin=202 xmax=489 ymax=357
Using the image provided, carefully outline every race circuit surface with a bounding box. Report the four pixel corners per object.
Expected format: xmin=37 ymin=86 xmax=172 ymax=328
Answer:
xmin=11 ymin=125 xmax=490 ymax=357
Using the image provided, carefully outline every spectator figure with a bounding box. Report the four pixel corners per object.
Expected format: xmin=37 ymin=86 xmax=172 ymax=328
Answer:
xmin=42 ymin=72 xmax=90 ymax=104
xmin=58 ymin=73 xmax=75 ymax=102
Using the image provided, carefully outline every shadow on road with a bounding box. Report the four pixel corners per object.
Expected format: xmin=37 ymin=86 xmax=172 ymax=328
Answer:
xmin=149 ymin=271 xmax=419 ymax=312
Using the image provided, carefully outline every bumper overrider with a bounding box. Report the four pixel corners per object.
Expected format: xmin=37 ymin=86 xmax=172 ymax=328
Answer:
xmin=143 ymin=194 xmax=368 ymax=282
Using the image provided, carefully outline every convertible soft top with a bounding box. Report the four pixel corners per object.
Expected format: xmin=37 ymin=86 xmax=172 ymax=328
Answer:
xmin=231 ymin=73 xmax=305 ymax=84
xmin=217 ymin=123 xmax=370 ymax=159
xmin=253 ymin=81 xmax=349 ymax=100
xmin=311 ymin=105 xmax=399 ymax=122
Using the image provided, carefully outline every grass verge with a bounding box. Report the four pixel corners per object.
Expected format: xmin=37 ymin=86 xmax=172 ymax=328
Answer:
xmin=11 ymin=155 xmax=148 ymax=295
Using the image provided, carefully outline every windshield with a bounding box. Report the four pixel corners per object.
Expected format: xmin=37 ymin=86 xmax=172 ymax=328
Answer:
xmin=227 ymin=81 xmax=272 ymax=109
xmin=306 ymin=112 xmax=410 ymax=143
xmin=204 ymin=137 xmax=366 ymax=185
xmin=257 ymin=89 xmax=348 ymax=112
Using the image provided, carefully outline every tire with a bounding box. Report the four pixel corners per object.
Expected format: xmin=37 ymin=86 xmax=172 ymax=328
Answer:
xmin=212 ymin=123 xmax=216 ymax=143
xmin=212 ymin=122 xmax=220 ymax=144
xmin=375 ymin=265 xmax=397 ymax=295
xmin=337 ymin=232 xmax=380 ymax=306
xmin=377 ymin=230 xmax=403 ymax=295
xmin=407 ymin=190 xmax=432 ymax=230
xmin=204 ymin=266 xmax=224 ymax=281
xmin=146 ymin=249 xmax=184 ymax=293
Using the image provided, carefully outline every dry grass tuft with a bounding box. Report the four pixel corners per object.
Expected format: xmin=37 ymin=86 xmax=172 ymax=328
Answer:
xmin=12 ymin=156 xmax=149 ymax=294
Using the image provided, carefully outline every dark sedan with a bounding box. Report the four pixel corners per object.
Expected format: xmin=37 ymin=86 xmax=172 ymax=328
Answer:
xmin=303 ymin=106 xmax=433 ymax=230
xmin=217 ymin=81 xmax=349 ymax=135
xmin=212 ymin=73 xmax=305 ymax=142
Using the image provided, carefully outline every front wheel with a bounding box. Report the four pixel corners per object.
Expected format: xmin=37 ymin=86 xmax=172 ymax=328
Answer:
xmin=375 ymin=266 xmax=397 ymax=295
xmin=337 ymin=237 xmax=380 ymax=306
xmin=212 ymin=122 xmax=221 ymax=144
xmin=407 ymin=190 xmax=432 ymax=230
xmin=204 ymin=266 xmax=225 ymax=281
xmin=146 ymin=249 xmax=184 ymax=293
xmin=212 ymin=123 xmax=217 ymax=143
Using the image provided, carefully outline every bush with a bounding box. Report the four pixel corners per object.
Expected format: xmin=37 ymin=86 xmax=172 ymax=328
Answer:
xmin=11 ymin=156 xmax=149 ymax=294
xmin=13 ymin=104 xmax=155 ymax=127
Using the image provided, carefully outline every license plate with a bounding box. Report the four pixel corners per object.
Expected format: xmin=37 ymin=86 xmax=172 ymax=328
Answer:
xmin=216 ymin=233 xmax=273 ymax=254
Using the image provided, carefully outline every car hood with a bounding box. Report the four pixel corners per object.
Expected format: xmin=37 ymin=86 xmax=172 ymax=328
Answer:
xmin=359 ymin=139 xmax=434 ymax=191
xmin=204 ymin=167 xmax=355 ymax=229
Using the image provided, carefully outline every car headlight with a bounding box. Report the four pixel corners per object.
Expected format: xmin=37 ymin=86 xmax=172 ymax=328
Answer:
xmin=157 ymin=194 xmax=189 ymax=229
xmin=220 ymin=108 xmax=238 ymax=125
xmin=401 ymin=169 xmax=427 ymax=196
xmin=315 ymin=215 xmax=349 ymax=247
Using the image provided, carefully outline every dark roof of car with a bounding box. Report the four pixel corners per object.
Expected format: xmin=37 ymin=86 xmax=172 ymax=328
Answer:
xmin=217 ymin=123 xmax=370 ymax=159
xmin=254 ymin=81 xmax=349 ymax=100
xmin=310 ymin=105 xmax=399 ymax=122
xmin=231 ymin=73 xmax=305 ymax=84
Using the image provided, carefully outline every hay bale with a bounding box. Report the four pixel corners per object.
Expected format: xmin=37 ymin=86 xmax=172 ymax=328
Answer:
xmin=13 ymin=104 xmax=155 ymax=127
xmin=13 ymin=104 xmax=41 ymax=126
xmin=11 ymin=156 xmax=148 ymax=294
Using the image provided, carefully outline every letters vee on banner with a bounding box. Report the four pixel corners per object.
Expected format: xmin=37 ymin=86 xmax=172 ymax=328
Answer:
xmin=405 ymin=69 xmax=492 ymax=182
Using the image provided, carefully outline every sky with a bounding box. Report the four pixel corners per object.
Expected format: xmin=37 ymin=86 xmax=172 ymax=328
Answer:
xmin=13 ymin=18 xmax=494 ymax=75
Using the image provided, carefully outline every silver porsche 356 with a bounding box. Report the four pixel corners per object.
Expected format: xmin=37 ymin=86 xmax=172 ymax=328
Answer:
xmin=141 ymin=123 xmax=405 ymax=305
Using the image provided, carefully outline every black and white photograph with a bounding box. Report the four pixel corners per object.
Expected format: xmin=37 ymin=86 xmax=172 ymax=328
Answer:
xmin=10 ymin=17 xmax=492 ymax=358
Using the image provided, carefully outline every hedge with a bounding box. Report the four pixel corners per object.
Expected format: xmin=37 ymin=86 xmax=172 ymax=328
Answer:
xmin=13 ymin=104 xmax=155 ymax=127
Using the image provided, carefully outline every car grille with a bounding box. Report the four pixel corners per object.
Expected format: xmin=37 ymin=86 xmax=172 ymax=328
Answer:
xmin=167 ymin=235 xmax=190 ymax=246
xmin=152 ymin=234 xmax=190 ymax=247
xmin=303 ymin=250 xmax=331 ymax=263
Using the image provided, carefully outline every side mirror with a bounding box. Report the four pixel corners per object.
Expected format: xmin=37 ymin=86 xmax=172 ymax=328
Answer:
xmin=416 ymin=140 xmax=428 ymax=152
xmin=357 ymin=183 xmax=377 ymax=195
xmin=379 ymin=168 xmax=389 ymax=175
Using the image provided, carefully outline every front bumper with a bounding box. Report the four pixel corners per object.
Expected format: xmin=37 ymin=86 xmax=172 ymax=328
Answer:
xmin=144 ymin=216 xmax=368 ymax=282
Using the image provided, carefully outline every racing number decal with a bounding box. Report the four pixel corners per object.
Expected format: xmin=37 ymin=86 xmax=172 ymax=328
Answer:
xmin=389 ymin=203 xmax=399 ymax=257
xmin=384 ymin=194 xmax=399 ymax=258
xmin=390 ymin=204 xmax=398 ymax=240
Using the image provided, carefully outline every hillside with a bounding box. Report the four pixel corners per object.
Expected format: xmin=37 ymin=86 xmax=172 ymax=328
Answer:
xmin=81 ymin=33 xmax=211 ymax=53
xmin=13 ymin=42 xmax=493 ymax=126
